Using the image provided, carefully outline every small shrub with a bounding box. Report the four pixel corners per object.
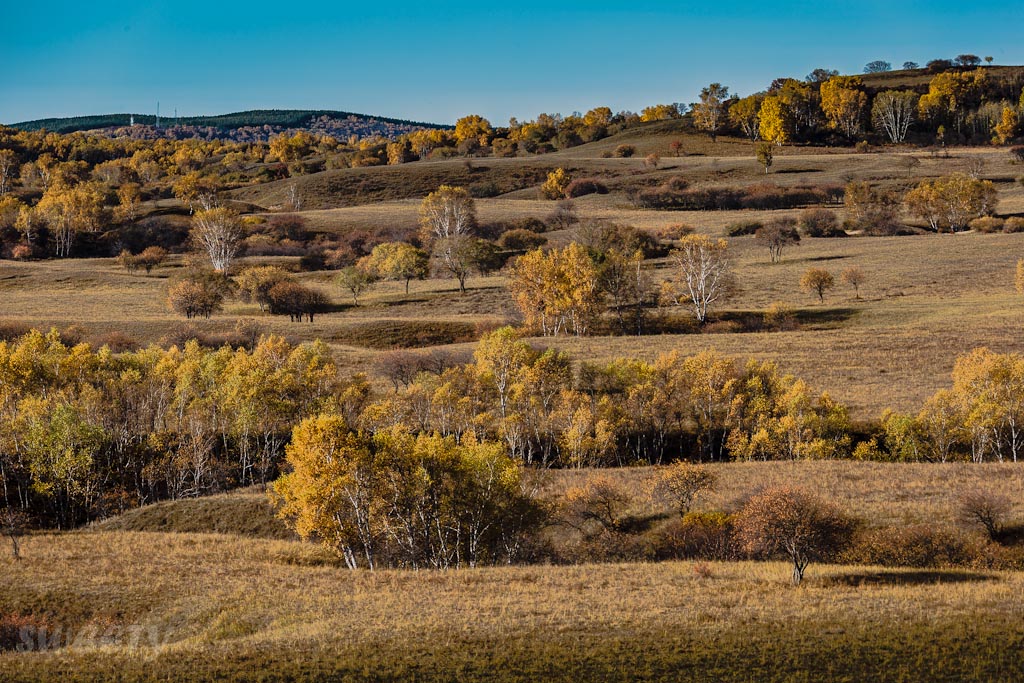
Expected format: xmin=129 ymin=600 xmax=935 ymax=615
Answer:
xmin=11 ymin=244 xmax=32 ymax=260
xmin=727 ymin=220 xmax=763 ymax=236
xmin=655 ymin=223 xmax=695 ymax=242
xmin=799 ymin=208 xmax=844 ymax=237
xmin=958 ymin=490 xmax=1012 ymax=541
xmin=651 ymin=462 xmax=717 ymax=516
xmin=763 ymin=301 xmax=798 ymax=331
xmin=969 ymin=216 xmax=1005 ymax=233
xmin=498 ymin=228 xmax=547 ymax=251
xmin=564 ymin=178 xmax=609 ymax=198
xmin=540 ymin=168 xmax=571 ymax=200
xmin=468 ymin=181 xmax=500 ymax=198
xmin=614 ymin=144 xmax=637 ymax=158
xmin=1010 ymin=146 xmax=1024 ymax=163
xmin=92 ymin=331 xmax=139 ymax=352
xmin=652 ymin=511 xmax=735 ymax=561
xmin=845 ymin=524 xmax=977 ymax=568
xmin=1004 ymin=217 xmax=1024 ymax=233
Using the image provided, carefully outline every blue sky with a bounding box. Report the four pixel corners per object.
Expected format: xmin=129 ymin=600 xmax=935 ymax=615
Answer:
xmin=3 ymin=1 xmax=1023 ymax=125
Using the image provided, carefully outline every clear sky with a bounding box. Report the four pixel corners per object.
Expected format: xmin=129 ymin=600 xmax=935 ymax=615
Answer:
xmin=3 ymin=0 xmax=1024 ymax=126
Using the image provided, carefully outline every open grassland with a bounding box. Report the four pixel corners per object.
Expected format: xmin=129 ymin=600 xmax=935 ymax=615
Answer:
xmin=1 ymin=527 xmax=1023 ymax=682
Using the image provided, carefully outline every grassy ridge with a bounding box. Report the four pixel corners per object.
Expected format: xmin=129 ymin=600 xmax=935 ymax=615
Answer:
xmin=1 ymin=530 xmax=1022 ymax=682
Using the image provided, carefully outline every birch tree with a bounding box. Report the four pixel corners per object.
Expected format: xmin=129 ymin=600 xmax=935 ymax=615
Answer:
xmin=871 ymin=90 xmax=918 ymax=143
xmin=192 ymin=207 xmax=242 ymax=272
xmin=664 ymin=235 xmax=732 ymax=323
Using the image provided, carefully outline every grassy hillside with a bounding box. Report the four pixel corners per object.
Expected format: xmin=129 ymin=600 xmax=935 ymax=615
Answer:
xmin=1 ymin=529 xmax=1023 ymax=682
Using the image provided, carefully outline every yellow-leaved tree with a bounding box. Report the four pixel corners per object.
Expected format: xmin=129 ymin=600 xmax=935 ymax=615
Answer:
xmin=819 ymin=76 xmax=867 ymax=137
xmin=758 ymin=96 xmax=791 ymax=146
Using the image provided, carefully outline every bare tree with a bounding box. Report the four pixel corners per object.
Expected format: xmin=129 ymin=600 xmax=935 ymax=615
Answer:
xmin=756 ymin=219 xmax=801 ymax=263
xmin=287 ymin=183 xmax=303 ymax=211
xmin=664 ymin=235 xmax=732 ymax=324
xmin=841 ymin=266 xmax=866 ymax=299
xmin=1 ymin=507 xmax=27 ymax=560
xmin=191 ymin=207 xmax=243 ymax=272
xmin=871 ymin=90 xmax=917 ymax=143
xmin=958 ymin=490 xmax=1012 ymax=541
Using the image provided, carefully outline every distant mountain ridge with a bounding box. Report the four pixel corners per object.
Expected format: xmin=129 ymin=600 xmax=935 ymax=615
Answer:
xmin=6 ymin=109 xmax=451 ymax=141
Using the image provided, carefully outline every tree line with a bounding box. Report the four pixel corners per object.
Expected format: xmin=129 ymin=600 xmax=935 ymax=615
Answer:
xmin=5 ymin=322 xmax=1023 ymax=529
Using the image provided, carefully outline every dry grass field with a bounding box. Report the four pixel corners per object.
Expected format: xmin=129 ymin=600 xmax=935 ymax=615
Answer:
xmin=2 ymin=526 xmax=1023 ymax=682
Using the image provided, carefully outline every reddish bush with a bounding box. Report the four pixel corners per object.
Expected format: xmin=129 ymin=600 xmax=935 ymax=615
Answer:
xmin=564 ymin=178 xmax=609 ymax=198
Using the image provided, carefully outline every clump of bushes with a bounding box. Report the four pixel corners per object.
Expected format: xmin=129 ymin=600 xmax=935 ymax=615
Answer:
xmin=799 ymin=208 xmax=846 ymax=237
xmin=1004 ymin=217 xmax=1024 ymax=233
xmin=613 ymin=144 xmax=637 ymax=158
xmin=727 ymin=220 xmax=763 ymax=236
xmin=564 ymin=178 xmax=609 ymax=198
xmin=637 ymin=182 xmax=838 ymax=211
xmin=969 ymin=216 xmax=1005 ymax=233
xmin=844 ymin=524 xmax=977 ymax=568
xmin=499 ymin=228 xmax=547 ymax=251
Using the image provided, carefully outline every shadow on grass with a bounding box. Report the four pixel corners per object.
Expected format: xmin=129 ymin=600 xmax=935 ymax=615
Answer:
xmin=805 ymin=254 xmax=849 ymax=262
xmin=825 ymin=570 xmax=997 ymax=587
xmin=775 ymin=168 xmax=823 ymax=174
xmin=794 ymin=307 xmax=858 ymax=326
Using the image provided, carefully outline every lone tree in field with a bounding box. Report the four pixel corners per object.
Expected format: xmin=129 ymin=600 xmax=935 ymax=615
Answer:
xmin=735 ymin=486 xmax=857 ymax=585
xmin=358 ymin=242 xmax=429 ymax=294
xmin=693 ymin=83 xmax=730 ymax=142
xmin=192 ymin=206 xmax=242 ymax=272
xmin=801 ymin=268 xmax=835 ymax=303
xmin=336 ymin=266 xmax=377 ymax=305
xmin=664 ymin=234 xmax=732 ymax=324
xmin=841 ymin=266 xmax=866 ymax=299
xmin=755 ymin=143 xmax=774 ymax=174
xmin=419 ymin=185 xmax=478 ymax=293
xmin=756 ymin=219 xmax=800 ymax=263
xmin=652 ymin=462 xmax=717 ymax=516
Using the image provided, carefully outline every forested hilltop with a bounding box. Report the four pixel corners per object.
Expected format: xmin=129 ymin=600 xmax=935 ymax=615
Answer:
xmin=8 ymin=109 xmax=448 ymax=142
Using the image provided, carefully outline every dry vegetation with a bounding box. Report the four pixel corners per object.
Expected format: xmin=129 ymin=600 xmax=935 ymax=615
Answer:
xmin=1 ymin=526 xmax=1024 ymax=682
xmin=5 ymin=84 xmax=1024 ymax=679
